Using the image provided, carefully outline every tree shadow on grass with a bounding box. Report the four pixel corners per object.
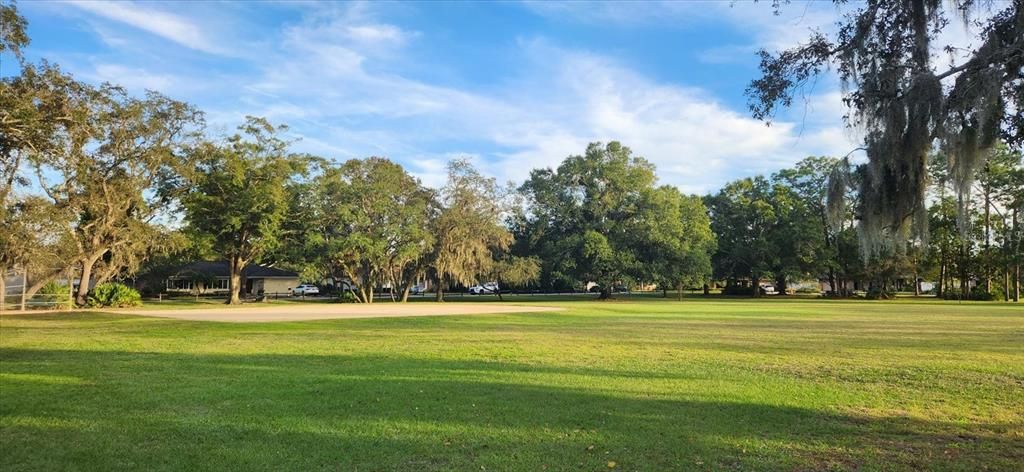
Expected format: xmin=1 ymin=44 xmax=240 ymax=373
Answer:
xmin=1 ymin=348 xmax=1021 ymax=471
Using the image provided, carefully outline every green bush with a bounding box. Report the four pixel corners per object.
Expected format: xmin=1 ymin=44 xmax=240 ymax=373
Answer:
xmin=86 ymin=283 xmax=142 ymax=308
xmin=942 ymin=286 xmax=999 ymax=301
xmin=965 ymin=286 xmax=997 ymax=301
xmin=37 ymin=281 xmax=72 ymax=309
xmin=335 ymin=291 xmax=357 ymax=303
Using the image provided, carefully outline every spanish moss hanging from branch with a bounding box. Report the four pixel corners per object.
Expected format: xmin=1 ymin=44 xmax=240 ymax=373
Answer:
xmin=748 ymin=0 xmax=1024 ymax=255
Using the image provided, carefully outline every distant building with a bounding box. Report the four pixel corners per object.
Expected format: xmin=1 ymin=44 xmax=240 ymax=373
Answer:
xmin=164 ymin=261 xmax=299 ymax=296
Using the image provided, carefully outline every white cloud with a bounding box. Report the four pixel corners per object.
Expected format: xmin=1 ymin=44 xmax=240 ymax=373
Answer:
xmin=346 ymin=24 xmax=414 ymax=44
xmin=60 ymin=1 xmax=858 ymax=195
xmin=474 ymin=43 xmax=857 ymax=193
xmin=230 ymin=9 xmax=859 ymax=194
xmin=64 ymin=0 xmax=224 ymax=54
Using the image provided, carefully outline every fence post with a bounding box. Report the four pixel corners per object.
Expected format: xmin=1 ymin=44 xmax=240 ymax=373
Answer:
xmin=20 ymin=267 xmax=27 ymax=311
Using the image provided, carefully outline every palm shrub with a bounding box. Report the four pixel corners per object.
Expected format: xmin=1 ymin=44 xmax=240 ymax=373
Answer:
xmin=86 ymin=283 xmax=142 ymax=308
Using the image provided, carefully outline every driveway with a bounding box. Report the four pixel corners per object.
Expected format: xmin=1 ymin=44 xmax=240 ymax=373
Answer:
xmin=114 ymin=302 xmax=563 ymax=323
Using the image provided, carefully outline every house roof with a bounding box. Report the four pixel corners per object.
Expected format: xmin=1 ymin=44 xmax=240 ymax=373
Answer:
xmin=170 ymin=261 xmax=298 ymax=279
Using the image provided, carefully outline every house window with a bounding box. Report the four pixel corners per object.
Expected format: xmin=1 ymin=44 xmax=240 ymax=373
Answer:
xmin=213 ymin=279 xmax=230 ymax=290
xmin=167 ymin=279 xmax=193 ymax=290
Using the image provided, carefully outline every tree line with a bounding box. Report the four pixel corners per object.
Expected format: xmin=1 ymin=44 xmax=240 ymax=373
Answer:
xmin=707 ymin=151 xmax=1023 ymax=301
xmin=2 ymin=3 xmax=1021 ymax=306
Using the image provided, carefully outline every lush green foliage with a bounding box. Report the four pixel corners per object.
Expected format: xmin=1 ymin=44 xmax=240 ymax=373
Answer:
xmin=1 ymin=299 xmax=1021 ymax=470
xmin=1 ymin=56 xmax=200 ymax=304
xmin=84 ymin=282 xmax=141 ymax=308
xmin=180 ymin=118 xmax=304 ymax=304
xmin=518 ymin=142 xmax=714 ymax=298
xmin=433 ymin=159 xmax=515 ymax=300
xmin=707 ymin=176 xmax=779 ymax=295
xmin=307 ymin=157 xmax=435 ymax=303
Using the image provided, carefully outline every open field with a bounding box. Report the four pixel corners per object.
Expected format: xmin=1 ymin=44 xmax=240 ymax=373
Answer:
xmin=1 ymin=298 xmax=1022 ymax=471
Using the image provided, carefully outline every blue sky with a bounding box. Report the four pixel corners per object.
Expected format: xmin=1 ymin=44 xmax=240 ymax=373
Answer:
xmin=5 ymin=1 xmax=912 ymax=192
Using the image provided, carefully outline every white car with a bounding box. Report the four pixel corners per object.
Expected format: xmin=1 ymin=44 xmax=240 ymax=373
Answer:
xmin=292 ymin=284 xmax=320 ymax=296
xmin=468 ymin=282 xmax=499 ymax=295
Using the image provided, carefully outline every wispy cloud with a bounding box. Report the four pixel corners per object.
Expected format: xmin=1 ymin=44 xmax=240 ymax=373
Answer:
xmin=64 ymin=0 xmax=224 ymax=54
xmin=53 ymin=1 xmax=859 ymax=194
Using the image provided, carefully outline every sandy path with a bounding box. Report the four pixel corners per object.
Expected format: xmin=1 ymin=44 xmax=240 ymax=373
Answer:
xmin=112 ymin=302 xmax=563 ymax=323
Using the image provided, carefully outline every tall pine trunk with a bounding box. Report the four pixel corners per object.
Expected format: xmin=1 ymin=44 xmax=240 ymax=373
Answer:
xmin=984 ymin=177 xmax=991 ymax=293
xmin=1014 ymin=208 xmax=1020 ymax=302
xmin=1004 ymin=265 xmax=1010 ymax=301
xmin=937 ymin=253 xmax=946 ymax=298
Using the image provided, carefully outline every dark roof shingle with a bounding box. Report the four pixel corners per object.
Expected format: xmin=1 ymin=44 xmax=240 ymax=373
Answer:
xmin=171 ymin=261 xmax=298 ymax=278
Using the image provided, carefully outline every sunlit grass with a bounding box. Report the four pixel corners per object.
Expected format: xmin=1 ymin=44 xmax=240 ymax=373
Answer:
xmin=1 ymin=299 xmax=1021 ymax=470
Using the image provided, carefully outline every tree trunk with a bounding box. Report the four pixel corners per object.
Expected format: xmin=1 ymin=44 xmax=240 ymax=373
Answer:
xmin=20 ymin=267 xmax=26 ymax=311
xmin=1014 ymin=208 xmax=1020 ymax=303
xmin=702 ymin=283 xmax=709 ymax=296
xmin=984 ymin=179 xmax=991 ymax=293
xmin=776 ymin=275 xmax=787 ymax=295
xmin=960 ymin=243 xmax=969 ymax=299
xmin=227 ymin=256 xmax=244 ymax=305
xmin=662 ymin=286 xmax=668 ymax=298
xmin=678 ymin=282 xmax=685 ymax=300
xmin=751 ymin=276 xmax=760 ymax=298
xmin=23 ymin=271 xmax=59 ymax=301
xmin=435 ymin=276 xmax=444 ymax=302
xmin=599 ymin=287 xmax=612 ymax=300
xmin=401 ymin=285 xmax=411 ymax=303
xmin=1015 ymin=260 xmax=1020 ymax=303
xmin=1004 ymin=265 xmax=1010 ymax=302
xmin=0 ymin=272 xmax=6 ymax=312
xmin=937 ymin=255 xmax=946 ymax=298
xmin=914 ymin=275 xmax=921 ymax=297
xmin=76 ymin=252 xmax=104 ymax=306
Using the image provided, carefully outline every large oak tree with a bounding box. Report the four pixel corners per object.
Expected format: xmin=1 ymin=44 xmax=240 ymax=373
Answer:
xmin=748 ymin=0 xmax=1024 ymax=254
xmin=181 ymin=117 xmax=303 ymax=304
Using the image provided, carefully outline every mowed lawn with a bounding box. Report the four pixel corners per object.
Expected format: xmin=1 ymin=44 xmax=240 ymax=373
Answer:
xmin=1 ymin=299 xmax=1022 ymax=471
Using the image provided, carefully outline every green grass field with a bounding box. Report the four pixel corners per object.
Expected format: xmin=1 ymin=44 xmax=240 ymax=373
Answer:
xmin=1 ymin=298 xmax=1022 ymax=471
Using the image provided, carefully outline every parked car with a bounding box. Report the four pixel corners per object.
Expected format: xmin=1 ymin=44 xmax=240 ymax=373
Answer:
xmin=758 ymin=284 xmax=778 ymax=296
xmin=409 ymin=284 xmax=427 ymax=295
xmin=468 ymin=282 xmax=499 ymax=295
xmin=291 ymin=284 xmax=320 ymax=296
